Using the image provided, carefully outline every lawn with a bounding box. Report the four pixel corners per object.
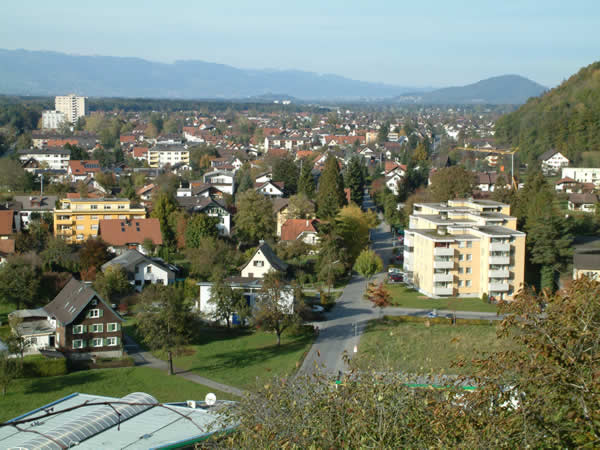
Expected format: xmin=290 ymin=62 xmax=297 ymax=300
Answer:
xmin=157 ymin=327 xmax=314 ymax=390
xmin=352 ymin=317 xmax=512 ymax=375
xmin=0 ymin=366 xmax=233 ymax=423
xmin=386 ymin=284 xmax=498 ymax=313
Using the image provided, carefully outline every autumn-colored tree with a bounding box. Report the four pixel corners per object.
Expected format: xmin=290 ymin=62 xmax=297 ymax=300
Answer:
xmin=429 ymin=166 xmax=475 ymax=202
xmin=353 ymin=249 xmax=383 ymax=279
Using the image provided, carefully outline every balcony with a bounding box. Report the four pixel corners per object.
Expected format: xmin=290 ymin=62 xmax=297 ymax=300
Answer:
xmin=433 ymin=260 xmax=454 ymax=269
xmin=489 ymin=256 xmax=510 ymax=265
xmin=434 ymin=247 xmax=454 ymax=257
xmin=489 ymin=269 xmax=510 ymax=278
xmin=433 ymin=286 xmax=454 ymax=296
xmin=490 ymin=243 xmax=510 ymax=252
xmin=433 ymin=273 xmax=453 ymax=282
xmin=489 ymin=282 xmax=510 ymax=292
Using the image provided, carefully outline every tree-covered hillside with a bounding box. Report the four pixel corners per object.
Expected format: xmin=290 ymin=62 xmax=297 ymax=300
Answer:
xmin=495 ymin=61 xmax=600 ymax=164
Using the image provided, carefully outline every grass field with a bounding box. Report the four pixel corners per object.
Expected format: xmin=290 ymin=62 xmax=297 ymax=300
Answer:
xmin=0 ymin=366 xmax=233 ymax=423
xmin=352 ymin=317 xmax=511 ymax=375
xmin=386 ymin=284 xmax=498 ymax=313
xmin=156 ymin=327 xmax=314 ymax=390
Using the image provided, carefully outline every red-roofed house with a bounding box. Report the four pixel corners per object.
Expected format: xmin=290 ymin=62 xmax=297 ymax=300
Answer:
xmin=281 ymin=219 xmax=319 ymax=245
xmin=0 ymin=238 xmax=15 ymax=264
xmin=99 ymin=218 xmax=163 ymax=255
xmin=555 ymin=177 xmax=579 ymax=193
xmin=0 ymin=210 xmax=15 ymax=237
xmin=132 ymin=147 xmax=148 ymax=160
xmin=295 ymin=150 xmax=314 ymax=161
xmin=68 ymin=160 xmax=101 ymax=181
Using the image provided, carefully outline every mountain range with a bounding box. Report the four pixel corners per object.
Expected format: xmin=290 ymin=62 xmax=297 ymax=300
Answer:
xmin=0 ymin=49 xmax=545 ymax=103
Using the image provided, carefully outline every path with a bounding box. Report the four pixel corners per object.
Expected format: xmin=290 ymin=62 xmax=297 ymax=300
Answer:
xmin=123 ymin=334 xmax=246 ymax=397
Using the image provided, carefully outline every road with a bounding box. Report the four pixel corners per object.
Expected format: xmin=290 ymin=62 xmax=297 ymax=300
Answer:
xmin=298 ymin=194 xmax=501 ymax=378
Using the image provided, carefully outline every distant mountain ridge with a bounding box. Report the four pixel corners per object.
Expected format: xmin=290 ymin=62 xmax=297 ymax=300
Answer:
xmin=394 ymin=75 xmax=547 ymax=105
xmin=0 ymin=49 xmax=424 ymax=100
xmin=0 ymin=49 xmax=544 ymax=103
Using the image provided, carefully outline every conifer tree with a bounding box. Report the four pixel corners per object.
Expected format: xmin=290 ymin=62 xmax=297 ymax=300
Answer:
xmin=316 ymin=155 xmax=346 ymax=219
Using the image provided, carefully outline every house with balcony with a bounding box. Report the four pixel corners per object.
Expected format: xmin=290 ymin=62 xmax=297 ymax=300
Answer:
xmin=203 ymin=170 xmax=236 ymax=195
xmin=101 ymin=249 xmax=177 ymax=291
xmin=177 ymin=196 xmax=231 ymax=236
xmin=53 ymin=198 xmax=146 ymax=243
xmin=147 ymin=144 xmax=190 ymax=169
xmin=403 ymin=199 xmax=525 ymax=301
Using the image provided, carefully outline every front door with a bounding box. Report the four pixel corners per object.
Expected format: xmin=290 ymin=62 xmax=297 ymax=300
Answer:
xmin=49 ymin=335 xmax=56 ymax=347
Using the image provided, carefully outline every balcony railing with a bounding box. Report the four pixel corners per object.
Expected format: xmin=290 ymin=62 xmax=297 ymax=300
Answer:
xmin=489 ymin=269 xmax=510 ymax=278
xmin=489 ymin=256 xmax=510 ymax=265
xmin=433 ymin=273 xmax=453 ymax=282
xmin=433 ymin=260 xmax=454 ymax=269
xmin=490 ymin=243 xmax=510 ymax=252
xmin=433 ymin=286 xmax=454 ymax=296
xmin=434 ymin=247 xmax=454 ymax=257
xmin=489 ymin=282 xmax=510 ymax=292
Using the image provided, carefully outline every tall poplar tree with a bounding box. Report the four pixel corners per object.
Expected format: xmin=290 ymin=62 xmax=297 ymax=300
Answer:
xmin=298 ymin=160 xmax=316 ymax=198
xmin=316 ymin=155 xmax=346 ymax=219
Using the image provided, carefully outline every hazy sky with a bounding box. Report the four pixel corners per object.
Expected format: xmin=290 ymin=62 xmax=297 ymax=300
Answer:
xmin=1 ymin=0 xmax=597 ymax=88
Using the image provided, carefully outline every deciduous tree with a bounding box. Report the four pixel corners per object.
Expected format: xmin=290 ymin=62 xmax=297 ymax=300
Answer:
xmin=353 ymin=249 xmax=383 ymax=279
xmin=185 ymin=213 xmax=219 ymax=247
xmin=234 ymin=190 xmax=275 ymax=245
xmin=429 ymin=166 xmax=475 ymax=202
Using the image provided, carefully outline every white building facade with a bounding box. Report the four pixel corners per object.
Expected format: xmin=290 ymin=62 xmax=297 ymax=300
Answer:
xmin=55 ymin=94 xmax=86 ymax=123
xmin=561 ymin=167 xmax=600 ymax=187
xmin=42 ymin=110 xmax=66 ymax=129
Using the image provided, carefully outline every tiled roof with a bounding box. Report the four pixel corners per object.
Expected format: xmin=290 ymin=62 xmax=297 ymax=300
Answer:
xmin=281 ymin=219 xmax=318 ymax=241
xmin=69 ymin=160 xmax=101 ymax=175
xmin=133 ymin=147 xmax=148 ymax=157
xmin=98 ymin=218 xmax=162 ymax=246
xmin=0 ymin=238 xmax=15 ymax=255
xmin=0 ymin=210 xmax=14 ymax=235
xmin=241 ymin=241 xmax=288 ymax=273
xmin=569 ymin=193 xmax=598 ymax=205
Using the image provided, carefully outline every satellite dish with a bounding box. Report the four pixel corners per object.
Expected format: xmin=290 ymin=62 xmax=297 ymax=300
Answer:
xmin=205 ymin=393 xmax=217 ymax=406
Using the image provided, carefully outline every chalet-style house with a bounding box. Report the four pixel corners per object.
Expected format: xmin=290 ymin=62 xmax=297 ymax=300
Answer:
xmin=101 ymin=249 xmax=177 ymax=291
xmin=255 ymin=181 xmax=285 ymax=198
xmin=176 ymin=196 xmax=231 ymax=236
xmin=98 ymin=218 xmax=163 ymax=254
xmin=240 ymin=241 xmax=288 ymax=279
xmin=9 ymin=278 xmax=123 ymax=358
xmin=538 ymin=149 xmax=570 ymax=174
xmin=568 ymin=193 xmax=598 ymax=212
xmin=68 ymin=160 xmax=101 ymax=181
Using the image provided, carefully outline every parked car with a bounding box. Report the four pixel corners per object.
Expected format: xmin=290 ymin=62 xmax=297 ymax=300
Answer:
xmin=388 ymin=273 xmax=403 ymax=283
xmin=426 ymin=309 xmax=438 ymax=318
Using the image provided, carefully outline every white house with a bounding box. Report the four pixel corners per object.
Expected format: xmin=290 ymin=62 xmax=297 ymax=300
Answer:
xmin=255 ymin=181 xmax=285 ymax=198
xmin=538 ymin=149 xmax=570 ymax=174
xmin=177 ymin=197 xmax=231 ymax=236
xmin=568 ymin=193 xmax=598 ymax=213
xmin=13 ymin=195 xmax=57 ymax=230
xmin=561 ymin=167 xmax=600 ymax=187
xmin=203 ymin=170 xmax=236 ymax=195
xmin=101 ymin=250 xmax=177 ymax=291
xmin=255 ymin=171 xmax=272 ymax=184
xmin=241 ymin=241 xmax=288 ymax=279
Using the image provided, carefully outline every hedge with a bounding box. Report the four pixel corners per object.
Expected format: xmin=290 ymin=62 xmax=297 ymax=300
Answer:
xmin=383 ymin=315 xmax=497 ymax=327
xmin=22 ymin=358 xmax=68 ymax=378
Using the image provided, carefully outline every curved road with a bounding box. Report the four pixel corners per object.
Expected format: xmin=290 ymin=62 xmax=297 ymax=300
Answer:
xmin=298 ymin=194 xmax=501 ymax=377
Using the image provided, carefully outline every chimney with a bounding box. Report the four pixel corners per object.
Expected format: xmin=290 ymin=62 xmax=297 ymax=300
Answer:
xmin=306 ymin=220 xmax=309 ymax=227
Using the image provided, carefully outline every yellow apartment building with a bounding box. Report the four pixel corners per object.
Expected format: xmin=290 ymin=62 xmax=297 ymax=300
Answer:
xmin=54 ymin=198 xmax=146 ymax=243
xmin=147 ymin=146 xmax=190 ymax=168
xmin=403 ymin=199 xmax=525 ymax=301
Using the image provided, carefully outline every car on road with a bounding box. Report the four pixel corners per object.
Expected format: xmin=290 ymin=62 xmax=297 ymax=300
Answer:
xmin=426 ymin=310 xmax=438 ymax=318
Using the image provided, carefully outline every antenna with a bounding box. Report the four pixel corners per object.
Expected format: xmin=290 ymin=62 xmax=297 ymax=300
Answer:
xmin=205 ymin=393 xmax=217 ymax=406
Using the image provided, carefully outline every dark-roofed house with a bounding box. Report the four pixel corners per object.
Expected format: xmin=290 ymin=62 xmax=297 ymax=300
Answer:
xmin=240 ymin=241 xmax=288 ymax=279
xmin=99 ymin=218 xmax=163 ymax=255
xmin=255 ymin=180 xmax=284 ymax=198
xmin=13 ymin=195 xmax=58 ymax=230
xmin=568 ymin=193 xmax=598 ymax=213
xmin=573 ymin=249 xmax=600 ymax=280
xmin=101 ymin=249 xmax=177 ymax=291
xmin=9 ymin=278 xmax=123 ymax=358
xmin=177 ymin=196 xmax=231 ymax=236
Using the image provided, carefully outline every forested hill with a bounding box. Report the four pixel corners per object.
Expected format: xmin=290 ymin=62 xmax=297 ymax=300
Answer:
xmin=495 ymin=61 xmax=600 ymax=164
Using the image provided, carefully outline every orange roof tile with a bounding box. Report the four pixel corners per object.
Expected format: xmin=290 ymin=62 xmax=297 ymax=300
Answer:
xmin=281 ymin=219 xmax=318 ymax=241
xmin=99 ymin=218 xmax=162 ymax=246
xmin=0 ymin=210 xmax=14 ymax=235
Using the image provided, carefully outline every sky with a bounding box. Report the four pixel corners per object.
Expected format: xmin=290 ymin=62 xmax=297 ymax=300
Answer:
xmin=0 ymin=0 xmax=598 ymax=88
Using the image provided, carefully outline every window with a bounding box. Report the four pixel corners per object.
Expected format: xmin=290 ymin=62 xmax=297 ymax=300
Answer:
xmin=91 ymin=224 xmax=98 ymax=230
xmin=466 ymin=254 xmax=472 ymax=261
xmin=91 ymin=216 xmax=98 ymax=220
xmin=72 ymin=339 xmax=84 ymax=349
xmin=458 ymin=241 xmax=465 ymax=248
xmin=458 ymin=280 xmax=463 ymax=287
xmin=73 ymin=325 xmax=84 ymax=334
xmin=118 ymin=205 xmax=126 ymax=209
xmin=76 ymin=225 xmax=84 ymax=230
xmin=466 ymin=267 xmax=472 ymax=274
xmin=458 ymin=254 xmax=464 ymax=261
xmin=104 ymin=205 xmax=112 ymax=210
xmin=106 ymin=337 xmax=118 ymax=347
xmin=107 ymin=323 xmax=119 ymax=332
xmin=467 ymin=241 xmax=473 ymax=248
xmin=77 ymin=215 xmax=84 ymax=220
xmin=118 ymin=215 xmax=127 ymax=219
xmin=88 ymin=309 xmax=101 ymax=318
xmin=76 ymin=234 xmax=84 ymax=240
xmin=253 ymin=260 xmax=264 ymax=267
xmin=90 ymin=204 xmax=98 ymax=210
xmin=466 ymin=280 xmax=471 ymax=287
xmin=91 ymin=323 xmax=103 ymax=333
xmin=146 ymin=266 xmax=152 ymax=273
xmin=104 ymin=215 xmax=113 ymax=219
xmin=458 ymin=267 xmax=464 ymax=274
xmin=91 ymin=338 xmax=103 ymax=347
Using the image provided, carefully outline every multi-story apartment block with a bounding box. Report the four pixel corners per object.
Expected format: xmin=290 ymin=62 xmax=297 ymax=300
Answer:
xmin=42 ymin=110 xmax=66 ymax=129
xmin=147 ymin=145 xmax=190 ymax=168
xmin=55 ymin=94 xmax=86 ymax=124
xmin=561 ymin=167 xmax=600 ymax=187
xmin=403 ymin=199 xmax=525 ymax=301
xmin=18 ymin=148 xmax=70 ymax=171
xmin=54 ymin=198 xmax=146 ymax=243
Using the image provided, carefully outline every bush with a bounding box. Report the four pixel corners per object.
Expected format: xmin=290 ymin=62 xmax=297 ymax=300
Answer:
xmin=22 ymin=358 xmax=68 ymax=378
xmin=68 ymin=356 xmax=135 ymax=371
xmin=384 ymin=315 xmax=495 ymax=327
xmin=482 ymin=293 xmax=489 ymax=304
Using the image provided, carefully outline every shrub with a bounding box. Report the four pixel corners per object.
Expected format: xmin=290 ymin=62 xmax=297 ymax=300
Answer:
xmin=22 ymin=358 xmax=68 ymax=378
xmin=482 ymin=293 xmax=489 ymax=304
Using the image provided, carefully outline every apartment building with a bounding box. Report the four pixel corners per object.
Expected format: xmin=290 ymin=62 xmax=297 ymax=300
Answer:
xmin=403 ymin=199 xmax=525 ymax=301
xmin=561 ymin=167 xmax=600 ymax=187
xmin=147 ymin=145 xmax=190 ymax=168
xmin=42 ymin=110 xmax=66 ymax=129
xmin=55 ymin=94 xmax=86 ymax=124
xmin=54 ymin=198 xmax=146 ymax=243
xmin=18 ymin=148 xmax=70 ymax=171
